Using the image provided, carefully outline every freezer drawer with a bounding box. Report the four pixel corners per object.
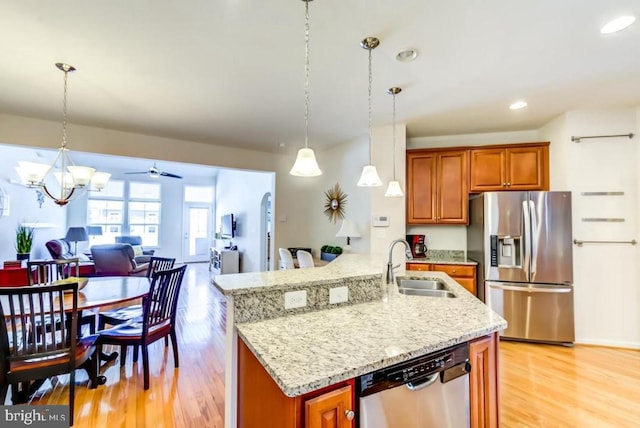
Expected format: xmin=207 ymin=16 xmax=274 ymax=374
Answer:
xmin=487 ymin=281 xmax=575 ymax=343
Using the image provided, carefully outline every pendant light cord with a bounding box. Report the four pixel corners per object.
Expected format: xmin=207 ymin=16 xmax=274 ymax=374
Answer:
xmin=367 ymin=47 xmax=373 ymax=163
xmin=304 ymin=0 xmax=310 ymax=149
xmin=392 ymin=91 xmax=396 ymax=180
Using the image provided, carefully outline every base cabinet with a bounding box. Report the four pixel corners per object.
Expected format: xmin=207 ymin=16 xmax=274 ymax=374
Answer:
xmin=406 ymin=263 xmax=477 ymax=296
xmin=469 ymin=333 xmax=500 ymax=428
xmin=238 ymin=339 xmax=355 ymax=428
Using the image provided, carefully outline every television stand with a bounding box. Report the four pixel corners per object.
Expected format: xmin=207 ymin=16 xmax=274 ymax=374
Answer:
xmin=209 ymin=247 xmax=240 ymax=274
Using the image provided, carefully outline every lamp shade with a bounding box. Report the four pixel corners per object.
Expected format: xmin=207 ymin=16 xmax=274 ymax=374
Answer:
xmin=65 ymin=226 xmax=88 ymax=242
xmin=384 ymin=180 xmax=404 ymax=197
xmin=336 ymin=219 xmax=361 ymax=238
xmin=357 ymin=165 xmax=383 ymax=187
xmin=86 ymin=226 xmax=103 ymax=236
xmin=290 ymin=148 xmax=322 ymax=177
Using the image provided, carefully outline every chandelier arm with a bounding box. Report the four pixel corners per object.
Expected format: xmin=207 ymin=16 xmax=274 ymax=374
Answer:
xmin=392 ymin=92 xmax=396 ymax=180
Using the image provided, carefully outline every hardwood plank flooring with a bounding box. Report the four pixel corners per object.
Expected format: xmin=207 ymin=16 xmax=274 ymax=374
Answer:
xmin=5 ymin=263 xmax=640 ymax=427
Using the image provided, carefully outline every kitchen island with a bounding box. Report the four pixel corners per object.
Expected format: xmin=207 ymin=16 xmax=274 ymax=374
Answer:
xmin=214 ymin=253 xmax=506 ymax=428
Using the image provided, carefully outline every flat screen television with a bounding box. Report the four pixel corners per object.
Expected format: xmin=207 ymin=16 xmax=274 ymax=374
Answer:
xmin=221 ymin=214 xmax=235 ymax=238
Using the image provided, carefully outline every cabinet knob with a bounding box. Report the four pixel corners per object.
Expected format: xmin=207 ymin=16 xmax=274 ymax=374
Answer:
xmin=506 ymin=182 xmax=511 ymax=187
xmin=452 ymin=269 xmax=457 ymax=273
xmin=345 ymin=410 xmax=355 ymax=421
xmin=503 ymin=182 xmax=507 ymax=186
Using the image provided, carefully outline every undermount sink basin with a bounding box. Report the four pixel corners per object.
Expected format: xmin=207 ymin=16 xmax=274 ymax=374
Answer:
xmin=396 ymin=278 xmax=448 ymax=291
xmin=396 ymin=277 xmax=457 ymax=298
xmin=398 ymin=288 xmax=456 ymax=298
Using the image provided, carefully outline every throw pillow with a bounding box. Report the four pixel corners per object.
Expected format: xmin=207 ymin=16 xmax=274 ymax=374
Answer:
xmin=131 ymin=245 xmax=144 ymax=257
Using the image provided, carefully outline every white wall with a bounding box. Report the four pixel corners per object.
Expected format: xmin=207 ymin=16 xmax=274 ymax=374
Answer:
xmin=215 ymin=168 xmax=274 ymax=273
xmin=540 ymin=109 xmax=639 ymax=348
xmin=0 ymin=145 xmax=66 ymax=261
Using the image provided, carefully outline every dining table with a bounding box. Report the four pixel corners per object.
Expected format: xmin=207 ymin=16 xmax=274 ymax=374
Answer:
xmin=0 ymin=275 xmax=151 ymax=395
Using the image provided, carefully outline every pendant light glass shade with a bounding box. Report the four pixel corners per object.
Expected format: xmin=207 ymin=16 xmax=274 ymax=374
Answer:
xmin=290 ymin=147 xmax=322 ymax=176
xmin=385 ymin=180 xmax=404 ymax=197
xmin=357 ymin=37 xmax=382 ymax=187
xmin=358 ymin=165 xmax=383 ymax=187
xmin=385 ymin=86 xmax=404 ymax=197
xmin=289 ymin=0 xmax=322 ymax=177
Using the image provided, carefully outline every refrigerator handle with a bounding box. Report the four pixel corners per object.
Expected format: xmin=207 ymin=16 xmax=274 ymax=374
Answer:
xmin=522 ymin=200 xmax=531 ymax=279
xmin=529 ymin=200 xmax=538 ymax=280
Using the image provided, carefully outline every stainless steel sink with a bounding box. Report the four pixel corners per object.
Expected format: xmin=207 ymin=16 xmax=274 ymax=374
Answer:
xmin=398 ymin=288 xmax=456 ymax=298
xmin=396 ymin=278 xmax=447 ymax=290
xmin=396 ymin=277 xmax=457 ymax=298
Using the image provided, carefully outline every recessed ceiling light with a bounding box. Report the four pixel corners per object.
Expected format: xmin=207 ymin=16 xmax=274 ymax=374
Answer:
xmin=600 ymin=15 xmax=636 ymax=34
xmin=396 ymin=48 xmax=418 ymax=63
xmin=509 ymin=101 xmax=528 ymax=110
xmin=278 ymin=142 xmax=286 ymax=148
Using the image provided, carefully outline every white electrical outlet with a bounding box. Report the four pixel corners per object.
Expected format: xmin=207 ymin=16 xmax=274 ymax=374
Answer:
xmin=329 ymin=286 xmax=349 ymax=304
xmin=284 ymin=290 xmax=307 ymax=309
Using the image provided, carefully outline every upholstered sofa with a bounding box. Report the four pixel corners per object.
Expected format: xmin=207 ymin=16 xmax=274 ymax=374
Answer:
xmin=90 ymin=243 xmax=149 ymax=277
xmin=115 ymin=236 xmax=155 ymax=264
xmin=45 ymin=239 xmax=96 ymax=276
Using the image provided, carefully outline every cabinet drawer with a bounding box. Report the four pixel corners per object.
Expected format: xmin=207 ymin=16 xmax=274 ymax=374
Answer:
xmin=432 ymin=264 xmax=475 ymax=277
xmin=406 ymin=263 xmax=432 ymax=271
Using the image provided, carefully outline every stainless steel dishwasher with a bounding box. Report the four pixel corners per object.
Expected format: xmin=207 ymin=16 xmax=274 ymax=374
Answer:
xmin=358 ymin=342 xmax=470 ymax=428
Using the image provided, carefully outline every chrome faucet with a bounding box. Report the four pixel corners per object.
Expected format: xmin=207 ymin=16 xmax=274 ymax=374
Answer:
xmin=386 ymin=239 xmax=413 ymax=284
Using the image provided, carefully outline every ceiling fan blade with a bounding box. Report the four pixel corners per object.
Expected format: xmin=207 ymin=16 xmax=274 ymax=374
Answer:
xmin=124 ymin=171 xmax=149 ymax=175
xmin=160 ymin=171 xmax=183 ymax=179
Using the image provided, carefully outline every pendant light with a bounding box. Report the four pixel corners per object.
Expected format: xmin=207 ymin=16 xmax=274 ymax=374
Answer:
xmin=384 ymin=87 xmax=404 ymax=197
xmin=357 ymin=37 xmax=382 ymax=187
xmin=290 ymin=0 xmax=322 ymax=177
xmin=15 ymin=63 xmax=111 ymax=206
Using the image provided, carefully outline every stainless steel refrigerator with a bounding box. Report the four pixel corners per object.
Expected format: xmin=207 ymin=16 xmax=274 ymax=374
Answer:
xmin=467 ymin=191 xmax=574 ymax=344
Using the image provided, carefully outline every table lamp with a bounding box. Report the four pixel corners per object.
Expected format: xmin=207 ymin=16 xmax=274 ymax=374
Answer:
xmin=65 ymin=226 xmax=89 ymax=256
xmin=336 ymin=219 xmax=361 ymax=247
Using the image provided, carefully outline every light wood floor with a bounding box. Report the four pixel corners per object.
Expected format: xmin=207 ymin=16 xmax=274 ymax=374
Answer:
xmin=10 ymin=263 xmax=640 ymax=427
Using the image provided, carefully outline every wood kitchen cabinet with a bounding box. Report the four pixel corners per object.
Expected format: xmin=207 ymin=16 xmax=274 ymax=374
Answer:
xmin=407 ymin=149 xmax=469 ymax=224
xmin=469 ymin=142 xmax=549 ymax=192
xmin=469 ymin=333 xmax=500 ymax=428
xmin=406 ymin=263 xmax=477 ymax=296
xmin=238 ymin=339 xmax=355 ymax=428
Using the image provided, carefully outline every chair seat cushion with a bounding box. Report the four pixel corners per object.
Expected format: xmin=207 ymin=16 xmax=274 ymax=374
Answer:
xmin=9 ymin=335 xmax=97 ymax=374
xmin=98 ymin=321 xmax=170 ymax=341
xmin=99 ymin=305 xmax=142 ymax=324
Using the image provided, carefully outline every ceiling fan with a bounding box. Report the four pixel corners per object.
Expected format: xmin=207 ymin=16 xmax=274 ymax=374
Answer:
xmin=125 ymin=162 xmax=183 ymax=179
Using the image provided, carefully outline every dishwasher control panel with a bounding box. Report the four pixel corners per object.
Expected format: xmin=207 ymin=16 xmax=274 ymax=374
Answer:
xmin=358 ymin=342 xmax=469 ymax=397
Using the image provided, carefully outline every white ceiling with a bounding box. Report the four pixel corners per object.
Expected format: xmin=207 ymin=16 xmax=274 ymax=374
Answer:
xmin=1 ymin=0 xmax=639 ymax=154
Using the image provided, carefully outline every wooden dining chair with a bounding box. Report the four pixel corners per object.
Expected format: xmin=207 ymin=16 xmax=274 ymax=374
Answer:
xmin=296 ymin=250 xmax=315 ymax=268
xmin=97 ymin=264 xmax=187 ymax=390
xmin=0 ymin=282 xmax=99 ymax=426
xmin=97 ymin=257 xmax=177 ymax=361
xmin=27 ymin=259 xmax=96 ymax=335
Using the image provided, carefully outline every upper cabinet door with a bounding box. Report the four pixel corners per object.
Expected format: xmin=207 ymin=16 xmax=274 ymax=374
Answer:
xmin=505 ymin=145 xmax=549 ymax=190
xmin=407 ymin=153 xmax=437 ymax=223
xmin=437 ymin=150 xmax=469 ymax=223
xmin=469 ymin=143 xmax=550 ymax=192
xmin=469 ymin=148 xmax=506 ymax=191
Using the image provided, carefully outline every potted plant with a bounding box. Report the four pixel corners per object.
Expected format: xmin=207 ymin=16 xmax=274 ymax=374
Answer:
xmin=15 ymin=225 xmax=35 ymax=261
xmin=320 ymin=245 xmax=342 ymax=261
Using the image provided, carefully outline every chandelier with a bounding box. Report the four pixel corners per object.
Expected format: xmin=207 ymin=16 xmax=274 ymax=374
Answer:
xmin=15 ymin=63 xmax=111 ymax=206
xmin=289 ymin=0 xmax=322 ymax=177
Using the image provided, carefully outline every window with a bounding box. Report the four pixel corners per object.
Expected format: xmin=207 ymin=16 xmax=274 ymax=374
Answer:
xmin=87 ymin=180 xmax=124 ymax=245
xmin=87 ymin=180 xmax=161 ymax=247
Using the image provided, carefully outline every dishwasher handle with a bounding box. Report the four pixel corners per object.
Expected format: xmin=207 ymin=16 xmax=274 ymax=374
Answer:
xmin=406 ymin=373 xmax=439 ymax=391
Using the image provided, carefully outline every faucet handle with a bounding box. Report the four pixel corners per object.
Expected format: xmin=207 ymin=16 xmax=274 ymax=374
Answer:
xmin=405 ymin=249 xmax=414 ymax=260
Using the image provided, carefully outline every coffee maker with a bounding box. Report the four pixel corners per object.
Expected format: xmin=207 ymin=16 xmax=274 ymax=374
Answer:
xmin=406 ymin=234 xmax=427 ymax=258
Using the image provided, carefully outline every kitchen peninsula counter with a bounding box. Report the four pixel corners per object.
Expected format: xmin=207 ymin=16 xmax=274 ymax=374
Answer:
xmin=213 ymin=253 xmax=505 ymax=427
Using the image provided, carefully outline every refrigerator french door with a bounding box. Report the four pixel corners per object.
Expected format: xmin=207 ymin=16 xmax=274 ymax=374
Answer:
xmin=468 ymin=191 xmax=575 ymax=344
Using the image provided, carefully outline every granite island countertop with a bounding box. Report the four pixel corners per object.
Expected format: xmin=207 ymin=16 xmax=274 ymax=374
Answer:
xmin=225 ymin=259 xmax=505 ymax=397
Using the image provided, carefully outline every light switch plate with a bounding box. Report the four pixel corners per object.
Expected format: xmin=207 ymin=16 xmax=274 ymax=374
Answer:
xmin=329 ymin=286 xmax=348 ymax=304
xmin=284 ymin=290 xmax=307 ymax=309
